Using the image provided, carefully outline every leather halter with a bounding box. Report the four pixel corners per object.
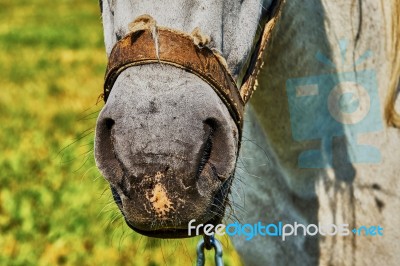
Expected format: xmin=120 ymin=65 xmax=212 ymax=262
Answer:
xmin=104 ymin=27 xmax=244 ymax=130
xmin=103 ymin=1 xmax=283 ymax=135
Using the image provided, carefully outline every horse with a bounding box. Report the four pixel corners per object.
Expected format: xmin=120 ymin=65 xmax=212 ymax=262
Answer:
xmin=95 ymin=0 xmax=400 ymax=264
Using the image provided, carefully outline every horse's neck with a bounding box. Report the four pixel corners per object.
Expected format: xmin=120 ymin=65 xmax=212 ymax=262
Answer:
xmin=250 ymin=0 xmax=400 ymax=189
xmin=253 ymin=0 xmax=399 ymax=135
xmin=249 ymin=0 xmax=400 ymax=222
xmin=232 ymin=1 xmax=400 ymax=265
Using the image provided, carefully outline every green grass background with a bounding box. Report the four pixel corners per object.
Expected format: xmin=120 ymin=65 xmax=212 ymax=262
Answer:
xmin=0 ymin=0 xmax=242 ymax=265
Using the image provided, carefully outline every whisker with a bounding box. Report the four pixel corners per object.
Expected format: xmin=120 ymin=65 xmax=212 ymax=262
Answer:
xmin=78 ymin=109 xmax=101 ymax=121
xmin=57 ymin=128 xmax=94 ymax=157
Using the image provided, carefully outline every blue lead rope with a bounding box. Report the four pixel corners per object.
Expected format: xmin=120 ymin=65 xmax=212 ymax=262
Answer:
xmin=196 ymin=236 xmax=224 ymax=266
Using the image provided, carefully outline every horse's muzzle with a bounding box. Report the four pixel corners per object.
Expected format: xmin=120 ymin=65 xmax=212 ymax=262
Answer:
xmin=94 ymin=65 xmax=239 ymax=237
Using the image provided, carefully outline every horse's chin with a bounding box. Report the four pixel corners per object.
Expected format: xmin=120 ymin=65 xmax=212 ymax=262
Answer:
xmin=113 ymin=175 xmax=232 ymax=238
xmin=126 ymin=226 xmax=193 ymax=239
xmin=124 ymin=217 xmax=222 ymax=239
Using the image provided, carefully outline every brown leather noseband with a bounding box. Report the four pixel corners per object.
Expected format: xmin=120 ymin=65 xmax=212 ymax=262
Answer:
xmin=104 ymin=27 xmax=244 ymax=131
xmin=103 ymin=2 xmax=283 ymax=135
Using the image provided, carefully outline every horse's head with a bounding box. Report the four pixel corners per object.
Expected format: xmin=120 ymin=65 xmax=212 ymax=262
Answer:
xmin=95 ymin=0 xmax=280 ymax=237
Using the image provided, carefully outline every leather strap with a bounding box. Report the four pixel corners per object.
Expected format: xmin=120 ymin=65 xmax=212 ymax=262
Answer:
xmin=103 ymin=1 xmax=283 ymax=134
xmin=240 ymin=0 xmax=284 ymax=102
xmin=104 ymin=27 xmax=244 ymax=131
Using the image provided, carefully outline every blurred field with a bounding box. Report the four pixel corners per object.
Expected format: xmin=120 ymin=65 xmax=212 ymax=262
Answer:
xmin=0 ymin=0 xmax=241 ymax=265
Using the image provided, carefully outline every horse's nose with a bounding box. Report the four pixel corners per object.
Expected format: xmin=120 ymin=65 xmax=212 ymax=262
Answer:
xmin=94 ymin=65 xmax=238 ymax=234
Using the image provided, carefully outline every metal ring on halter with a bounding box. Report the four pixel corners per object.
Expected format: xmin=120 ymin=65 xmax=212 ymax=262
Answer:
xmin=196 ymin=235 xmax=224 ymax=266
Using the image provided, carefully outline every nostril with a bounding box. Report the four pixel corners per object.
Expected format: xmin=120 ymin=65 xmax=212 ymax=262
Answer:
xmin=197 ymin=118 xmax=220 ymax=177
xmin=197 ymin=132 xmax=212 ymax=176
xmin=95 ymin=115 xmax=124 ymax=183
xmin=199 ymin=117 xmax=233 ymax=182
xmin=111 ymin=186 xmax=122 ymax=207
xmin=105 ymin=118 xmax=115 ymax=130
xmin=204 ymin=118 xmax=219 ymax=132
